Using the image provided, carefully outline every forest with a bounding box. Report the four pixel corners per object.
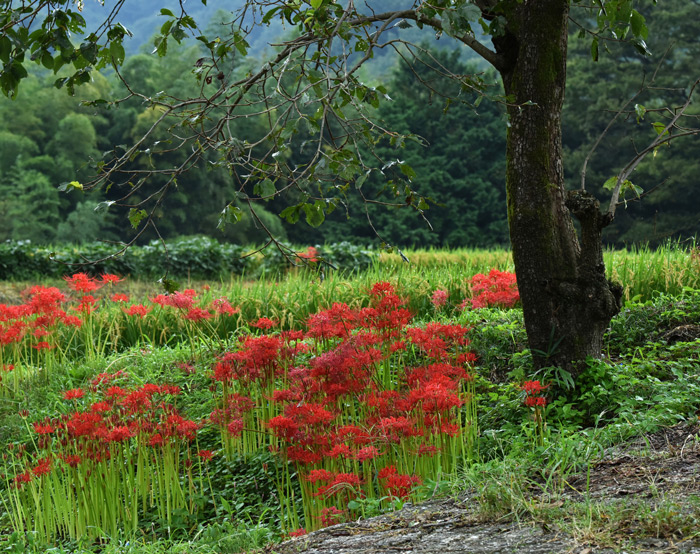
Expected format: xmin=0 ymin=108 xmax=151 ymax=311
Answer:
xmin=0 ymin=0 xmax=697 ymax=250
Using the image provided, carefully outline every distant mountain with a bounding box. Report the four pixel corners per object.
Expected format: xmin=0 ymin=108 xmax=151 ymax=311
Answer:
xmin=77 ymin=0 xmax=487 ymax=75
xmin=80 ymin=0 xmax=247 ymax=54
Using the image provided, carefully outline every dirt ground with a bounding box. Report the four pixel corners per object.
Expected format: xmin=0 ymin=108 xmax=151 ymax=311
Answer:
xmin=270 ymin=423 xmax=700 ymax=554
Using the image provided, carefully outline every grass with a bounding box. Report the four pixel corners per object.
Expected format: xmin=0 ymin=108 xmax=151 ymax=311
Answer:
xmin=1 ymin=244 xmax=700 ymax=552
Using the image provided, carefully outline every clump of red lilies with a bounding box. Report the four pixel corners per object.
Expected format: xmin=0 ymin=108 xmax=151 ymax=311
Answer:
xmin=210 ymin=281 xmax=477 ymax=530
xmin=5 ymin=370 xmax=206 ymax=541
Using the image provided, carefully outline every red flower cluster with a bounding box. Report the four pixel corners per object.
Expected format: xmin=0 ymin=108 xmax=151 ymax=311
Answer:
xmin=522 ymin=380 xmax=548 ymax=407
xmin=207 ymin=281 xmax=476 ymax=528
xmin=12 ymin=374 xmax=199 ymax=488
xmin=464 ymin=269 xmax=519 ymax=309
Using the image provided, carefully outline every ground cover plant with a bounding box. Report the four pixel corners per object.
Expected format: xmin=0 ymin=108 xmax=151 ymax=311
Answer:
xmin=1 ymin=245 xmax=700 ymax=553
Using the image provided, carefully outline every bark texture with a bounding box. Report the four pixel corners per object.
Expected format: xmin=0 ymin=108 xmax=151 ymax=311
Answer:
xmin=494 ymin=1 xmax=622 ymax=375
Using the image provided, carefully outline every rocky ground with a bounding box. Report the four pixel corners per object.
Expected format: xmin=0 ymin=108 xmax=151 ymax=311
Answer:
xmin=270 ymin=423 xmax=700 ymax=554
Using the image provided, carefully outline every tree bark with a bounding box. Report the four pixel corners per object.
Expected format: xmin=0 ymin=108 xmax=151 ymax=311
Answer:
xmin=494 ymin=1 xmax=622 ymax=376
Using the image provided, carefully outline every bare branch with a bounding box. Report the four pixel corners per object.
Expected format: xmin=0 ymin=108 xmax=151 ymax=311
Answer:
xmin=607 ymin=77 xmax=700 ymax=218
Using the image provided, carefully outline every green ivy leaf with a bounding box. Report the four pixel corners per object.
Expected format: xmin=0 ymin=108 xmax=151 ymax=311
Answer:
xmin=128 ymin=208 xmax=148 ymax=229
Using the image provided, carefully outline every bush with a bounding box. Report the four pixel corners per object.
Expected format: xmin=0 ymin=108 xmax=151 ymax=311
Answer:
xmin=0 ymin=238 xmax=377 ymax=281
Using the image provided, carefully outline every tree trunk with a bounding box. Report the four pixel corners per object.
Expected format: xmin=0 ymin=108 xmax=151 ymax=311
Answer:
xmin=495 ymin=1 xmax=622 ymax=377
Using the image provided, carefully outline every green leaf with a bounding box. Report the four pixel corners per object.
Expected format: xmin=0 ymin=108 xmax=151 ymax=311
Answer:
xmin=218 ymin=204 xmax=243 ymax=229
xmin=128 ymin=208 xmax=148 ymax=229
xmin=399 ymin=162 xmax=417 ymax=181
xmin=0 ymin=36 xmax=11 ymax=64
xmin=603 ymin=176 xmax=618 ymax=191
xmin=309 ymin=0 xmax=323 ymax=9
xmin=634 ymin=104 xmax=646 ymax=123
xmin=160 ymin=8 xmax=175 ymax=17
xmin=159 ymin=277 xmax=181 ymax=295
xmin=355 ymin=170 xmax=370 ymax=190
xmin=652 ymin=121 xmax=669 ymax=136
xmin=590 ymin=37 xmax=599 ymax=62
xmin=632 ymin=38 xmax=650 ymax=56
xmin=58 ymin=180 xmax=83 ymax=192
xmin=109 ymin=41 xmax=125 ymax=65
xmin=630 ymin=10 xmax=648 ymax=39
xmin=280 ymin=204 xmax=302 ymax=224
xmin=303 ymin=201 xmax=326 ymax=227
xmin=254 ymin=179 xmax=277 ymax=200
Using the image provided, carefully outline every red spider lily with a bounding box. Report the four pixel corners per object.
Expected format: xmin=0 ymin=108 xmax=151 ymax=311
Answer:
xmin=168 ymin=291 xmax=196 ymax=310
xmin=33 ymin=421 xmax=55 ymax=435
xmin=0 ymin=321 xmax=27 ymax=345
xmin=431 ymin=289 xmax=449 ymax=309
xmin=160 ymin=414 xmax=199 ymax=440
xmin=13 ymin=472 xmax=32 ymax=488
xmin=64 ymin=273 xmax=102 ymax=293
xmin=32 ymin=341 xmax=53 ymax=351
xmin=305 ymin=302 xmax=359 ymax=339
xmin=23 ymin=286 xmax=66 ymax=314
xmin=313 ymin=472 xmax=363 ymax=498
xmin=522 ymin=380 xmax=546 ymax=395
xmin=123 ymin=304 xmax=151 ymax=317
xmin=90 ymin=370 xmax=126 ymax=387
xmin=102 ymin=426 xmax=134 ymax=443
xmin=466 ymin=269 xmax=519 ymax=309
xmin=212 ymin=298 xmax=240 ymax=316
xmin=408 ymin=381 xmax=462 ymax=414
xmin=197 ymin=449 xmax=215 ymax=461
xmin=522 ymin=380 xmax=548 ymax=407
xmin=326 ymin=443 xmax=352 ymax=458
xmin=251 ymin=317 xmax=277 ymax=330
xmin=354 ymin=445 xmax=381 ymax=462
xmin=111 ymin=293 xmax=129 ymax=303
xmin=377 ymin=465 xmax=422 ymax=499
xmin=32 ymin=456 xmax=53 ymax=476
xmin=184 ymin=308 xmax=213 ymax=322
xmin=90 ymin=401 xmax=111 ymax=413
xmin=63 ymin=389 xmax=85 ymax=401
xmin=150 ymin=294 xmax=170 ymax=307
xmin=175 ymin=361 xmax=196 ymax=375
xmin=415 ymin=444 xmax=439 ymax=457
xmin=298 ymin=246 xmax=319 ymax=262
xmin=59 ymin=454 xmax=82 ymax=467
xmin=60 ymin=314 xmax=83 ymax=327
xmin=65 ymin=412 xmax=103 ymax=439
xmin=525 ymin=396 xmax=547 ymax=407
xmin=369 ymin=282 xmax=395 ymax=298
xmin=306 ymin=468 xmax=335 ymax=483
xmin=285 ymin=445 xmax=323 ymax=464
xmin=288 ymin=528 xmax=307 ymax=538
xmin=226 ymin=419 xmax=245 ymax=437
xmin=1 ymin=364 xmax=14 ymax=373
xmin=100 ymin=274 xmax=124 ymax=285
xmin=319 ymin=506 xmax=346 ymax=527
xmin=213 ymin=335 xmax=285 ymax=385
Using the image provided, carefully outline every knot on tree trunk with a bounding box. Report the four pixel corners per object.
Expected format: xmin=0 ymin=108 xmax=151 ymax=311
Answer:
xmin=565 ymin=190 xmax=613 ymax=279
